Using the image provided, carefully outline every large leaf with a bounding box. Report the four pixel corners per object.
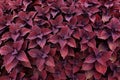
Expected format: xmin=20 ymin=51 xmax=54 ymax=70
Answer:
xmin=97 ymin=30 xmax=110 ymax=40
xmin=59 ymin=39 xmax=67 ymax=49
xmin=37 ymin=39 xmax=46 ymax=48
xmin=16 ymin=51 xmax=29 ymax=62
xmin=36 ymin=58 xmax=45 ymax=71
xmin=84 ymin=55 xmax=96 ymax=63
xmin=46 ymin=56 xmax=55 ymax=67
xmin=107 ymin=40 xmax=117 ymax=51
xmin=60 ymin=46 xmax=68 ymax=59
xmin=95 ymin=62 xmax=107 ymax=74
xmin=67 ymin=38 xmax=76 ymax=48
xmin=0 ymin=45 xmax=13 ymax=55
xmin=4 ymin=54 xmax=15 ymax=65
xmin=13 ymin=39 xmax=24 ymax=51
xmin=81 ymin=63 xmax=94 ymax=71
xmin=28 ymin=49 xmax=40 ymax=58
xmin=5 ymin=59 xmax=18 ymax=73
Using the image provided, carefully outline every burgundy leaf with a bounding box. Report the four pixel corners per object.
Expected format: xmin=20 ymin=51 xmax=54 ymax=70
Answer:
xmin=84 ymin=25 xmax=92 ymax=32
xmin=41 ymin=28 xmax=52 ymax=35
xmin=4 ymin=54 xmax=15 ymax=65
xmin=27 ymin=26 xmax=41 ymax=40
xmin=0 ymin=76 xmax=9 ymax=80
xmin=11 ymin=33 xmax=20 ymax=41
xmin=95 ymin=62 xmax=107 ymax=74
xmin=112 ymin=32 xmax=120 ymax=42
xmin=59 ymin=39 xmax=67 ymax=49
xmin=5 ymin=59 xmax=18 ymax=73
xmin=20 ymin=28 xmax=30 ymax=36
xmin=85 ymin=71 xmax=94 ymax=80
xmin=1 ymin=32 xmax=10 ymax=40
xmin=88 ymin=39 xmax=96 ymax=49
xmin=48 ymin=35 xmax=58 ymax=44
xmin=81 ymin=44 xmax=88 ymax=51
xmin=70 ymin=15 xmax=77 ymax=26
xmin=36 ymin=58 xmax=45 ymax=71
xmin=97 ymin=30 xmax=110 ymax=40
xmin=28 ymin=49 xmax=40 ymax=58
xmin=60 ymin=46 xmax=68 ymax=59
xmin=0 ymin=45 xmax=13 ymax=55
xmin=67 ymin=38 xmax=76 ymax=48
xmin=46 ymin=56 xmax=55 ymax=67
xmin=102 ymin=15 xmax=111 ymax=23
xmin=16 ymin=51 xmax=29 ymax=62
xmin=21 ymin=61 xmax=32 ymax=68
xmin=37 ymin=39 xmax=46 ymax=48
xmin=94 ymin=71 xmax=102 ymax=80
xmin=84 ymin=55 xmax=96 ymax=63
xmin=107 ymin=40 xmax=117 ymax=51
xmin=28 ymin=40 xmax=37 ymax=49
xmin=82 ymin=63 xmax=94 ymax=71
xmin=97 ymin=51 xmax=112 ymax=66
xmin=13 ymin=39 xmax=24 ymax=51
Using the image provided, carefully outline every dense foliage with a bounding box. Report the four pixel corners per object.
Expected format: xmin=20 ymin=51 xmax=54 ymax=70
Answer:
xmin=0 ymin=0 xmax=120 ymax=80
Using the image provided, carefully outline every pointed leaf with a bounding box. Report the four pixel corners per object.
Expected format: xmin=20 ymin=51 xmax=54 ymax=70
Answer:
xmin=97 ymin=30 xmax=110 ymax=40
xmin=28 ymin=49 xmax=40 ymax=58
xmin=108 ymin=40 xmax=117 ymax=51
xmin=48 ymin=35 xmax=58 ymax=44
xmin=13 ymin=39 xmax=24 ymax=51
xmin=67 ymin=38 xmax=76 ymax=48
xmin=36 ymin=58 xmax=45 ymax=71
xmin=1 ymin=32 xmax=10 ymax=40
xmin=0 ymin=45 xmax=13 ymax=55
xmin=21 ymin=61 xmax=32 ymax=68
xmin=37 ymin=39 xmax=46 ymax=48
xmin=59 ymin=39 xmax=67 ymax=49
xmin=82 ymin=63 xmax=94 ymax=71
xmin=20 ymin=28 xmax=30 ymax=36
xmin=95 ymin=62 xmax=107 ymax=74
xmin=17 ymin=51 xmax=29 ymax=62
xmin=60 ymin=46 xmax=68 ymax=59
xmin=5 ymin=59 xmax=18 ymax=73
xmin=41 ymin=28 xmax=52 ymax=35
xmin=84 ymin=55 xmax=96 ymax=63
xmin=28 ymin=40 xmax=37 ymax=49
xmin=112 ymin=32 xmax=120 ymax=42
xmin=4 ymin=54 xmax=15 ymax=65
xmin=46 ymin=56 xmax=55 ymax=67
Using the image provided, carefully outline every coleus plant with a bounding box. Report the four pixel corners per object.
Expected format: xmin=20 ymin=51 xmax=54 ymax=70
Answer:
xmin=0 ymin=0 xmax=120 ymax=80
